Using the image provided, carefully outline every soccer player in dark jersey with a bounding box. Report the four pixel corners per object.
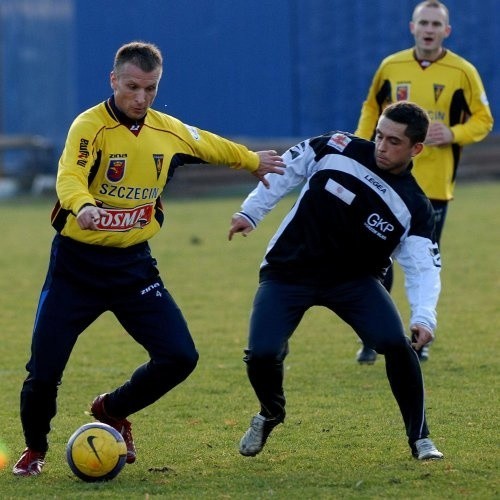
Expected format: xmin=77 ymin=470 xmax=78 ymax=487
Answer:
xmin=355 ymin=0 xmax=493 ymax=364
xmin=12 ymin=41 xmax=285 ymax=477
xmin=229 ymin=102 xmax=444 ymax=461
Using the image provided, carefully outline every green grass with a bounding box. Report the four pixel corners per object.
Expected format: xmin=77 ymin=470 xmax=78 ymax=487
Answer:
xmin=0 ymin=181 xmax=499 ymax=498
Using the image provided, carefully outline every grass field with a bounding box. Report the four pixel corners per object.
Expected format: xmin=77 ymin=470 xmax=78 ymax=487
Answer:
xmin=0 ymin=181 xmax=498 ymax=498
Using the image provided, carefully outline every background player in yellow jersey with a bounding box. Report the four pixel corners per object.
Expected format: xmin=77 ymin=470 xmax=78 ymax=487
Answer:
xmin=354 ymin=0 xmax=493 ymax=364
xmin=12 ymin=41 xmax=285 ymax=477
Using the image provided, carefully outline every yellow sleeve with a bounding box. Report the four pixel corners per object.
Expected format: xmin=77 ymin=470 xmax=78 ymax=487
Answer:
xmin=355 ymin=64 xmax=385 ymax=140
xmin=176 ymin=121 xmax=260 ymax=172
xmin=450 ymin=65 xmax=494 ymax=146
xmin=56 ymin=115 xmax=101 ymax=215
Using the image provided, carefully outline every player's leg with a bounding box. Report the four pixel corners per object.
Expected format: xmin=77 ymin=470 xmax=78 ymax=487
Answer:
xmin=15 ymin=267 xmax=103 ymax=475
xmin=356 ymin=266 xmax=394 ymax=365
xmin=239 ymin=279 xmax=312 ymax=456
xmin=245 ymin=279 xmax=312 ymax=420
xmin=108 ymin=278 xmax=198 ymax=417
xmin=322 ymin=277 xmax=441 ymax=457
xmin=91 ymin=279 xmax=198 ymax=464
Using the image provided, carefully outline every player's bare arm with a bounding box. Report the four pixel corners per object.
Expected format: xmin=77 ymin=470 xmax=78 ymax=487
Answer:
xmin=252 ymin=150 xmax=285 ymax=188
xmin=228 ymin=214 xmax=253 ymax=241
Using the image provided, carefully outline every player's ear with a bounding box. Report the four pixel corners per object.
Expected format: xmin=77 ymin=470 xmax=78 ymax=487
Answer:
xmin=444 ymin=24 xmax=452 ymax=38
xmin=110 ymin=71 xmax=117 ymax=91
xmin=411 ymin=142 xmax=424 ymax=157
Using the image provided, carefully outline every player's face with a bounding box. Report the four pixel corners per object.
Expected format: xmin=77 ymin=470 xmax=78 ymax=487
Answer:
xmin=410 ymin=6 xmax=451 ymax=59
xmin=111 ymin=63 xmax=162 ymax=120
xmin=374 ymin=116 xmax=423 ymax=174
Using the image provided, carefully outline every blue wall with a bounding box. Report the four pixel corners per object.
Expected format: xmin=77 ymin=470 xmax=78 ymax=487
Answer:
xmin=72 ymin=1 xmax=297 ymax=138
xmin=0 ymin=0 xmax=76 ymax=147
xmin=1 ymin=0 xmax=498 ymax=161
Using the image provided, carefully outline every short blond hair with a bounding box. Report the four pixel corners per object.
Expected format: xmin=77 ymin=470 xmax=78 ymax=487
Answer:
xmin=412 ymin=1 xmax=449 ymax=24
xmin=114 ymin=41 xmax=163 ymax=74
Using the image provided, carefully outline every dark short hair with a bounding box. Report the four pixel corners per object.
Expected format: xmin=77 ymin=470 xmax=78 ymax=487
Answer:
xmin=113 ymin=41 xmax=163 ymax=74
xmin=382 ymin=102 xmax=430 ymax=144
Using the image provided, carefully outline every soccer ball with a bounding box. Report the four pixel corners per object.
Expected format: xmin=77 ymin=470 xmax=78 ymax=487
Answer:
xmin=66 ymin=422 xmax=127 ymax=482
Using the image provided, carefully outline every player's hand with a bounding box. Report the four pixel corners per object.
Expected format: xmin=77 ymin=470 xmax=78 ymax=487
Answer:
xmin=424 ymin=122 xmax=454 ymax=146
xmin=252 ymin=150 xmax=285 ymax=189
xmin=228 ymin=213 xmax=253 ymax=241
xmin=76 ymin=205 xmax=109 ymax=230
xmin=410 ymin=324 xmax=434 ymax=352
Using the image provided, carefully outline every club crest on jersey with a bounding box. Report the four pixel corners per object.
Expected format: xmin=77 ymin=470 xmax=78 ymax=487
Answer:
xmin=396 ymin=85 xmax=410 ymax=101
xmin=433 ymin=84 xmax=445 ymax=103
xmin=327 ymin=133 xmax=351 ymax=152
xmin=153 ymin=154 xmax=164 ymax=179
xmin=106 ymin=159 xmax=126 ymax=182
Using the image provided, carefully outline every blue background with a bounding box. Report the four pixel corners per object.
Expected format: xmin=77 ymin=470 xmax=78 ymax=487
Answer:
xmin=1 ymin=0 xmax=498 ymax=158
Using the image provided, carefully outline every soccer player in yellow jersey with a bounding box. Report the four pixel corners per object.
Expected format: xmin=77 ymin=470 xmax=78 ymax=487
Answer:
xmin=354 ymin=0 xmax=493 ymax=364
xmin=12 ymin=41 xmax=285 ymax=477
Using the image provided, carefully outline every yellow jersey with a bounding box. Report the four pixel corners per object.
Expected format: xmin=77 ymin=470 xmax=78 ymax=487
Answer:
xmin=356 ymin=48 xmax=493 ymax=200
xmin=52 ymin=97 xmax=259 ymax=247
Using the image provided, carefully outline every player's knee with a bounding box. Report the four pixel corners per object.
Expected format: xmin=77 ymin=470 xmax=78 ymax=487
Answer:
xmin=162 ymin=347 xmax=198 ymax=379
xmin=243 ymin=345 xmax=286 ymax=365
xmin=155 ymin=341 xmax=198 ymax=370
xmin=176 ymin=347 xmax=199 ymax=376
xmin=149 ymin=349 xmax=198 ymax=390
xmin=179 ymin=349 xmax=199 ymax=376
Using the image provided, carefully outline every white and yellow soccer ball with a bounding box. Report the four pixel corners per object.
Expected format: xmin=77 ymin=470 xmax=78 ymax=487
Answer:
xmin=66 ymin=422 xmax=127 ymax=482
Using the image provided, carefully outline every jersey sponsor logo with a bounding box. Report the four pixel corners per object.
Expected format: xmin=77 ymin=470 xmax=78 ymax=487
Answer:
xmin=363 ymin=174 xmax=387 ymax=193
xmin=153 ymin=154 xmax=164 ymax=179
xmin=364 ymin=213 xmax=394 ymax=240
xmin=327 ymin=133 xmax=351 ymax=152
xmin=396 ymin=84 xmax=409 ymax=101
xmin=433 ymin=84 xmax=445 ymax=103
xmin=106 ymin=158 xmax=126 ymax=182
xmin=77 ymin=138 xmax=89 ymax=167
xmin=325 ymin=178 xmax=355 ymax=205
xmin=185 ymin=124 xmax=200 ymax=140
xmin=94 ymin=203 xmax=154 ymax=232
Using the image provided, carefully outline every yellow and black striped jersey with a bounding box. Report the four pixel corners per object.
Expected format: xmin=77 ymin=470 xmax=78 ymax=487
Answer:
xmin=356 ymin=48 xmax=493 ymax=201
xmin=52 ymin=97 xmax=259 ymax=247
